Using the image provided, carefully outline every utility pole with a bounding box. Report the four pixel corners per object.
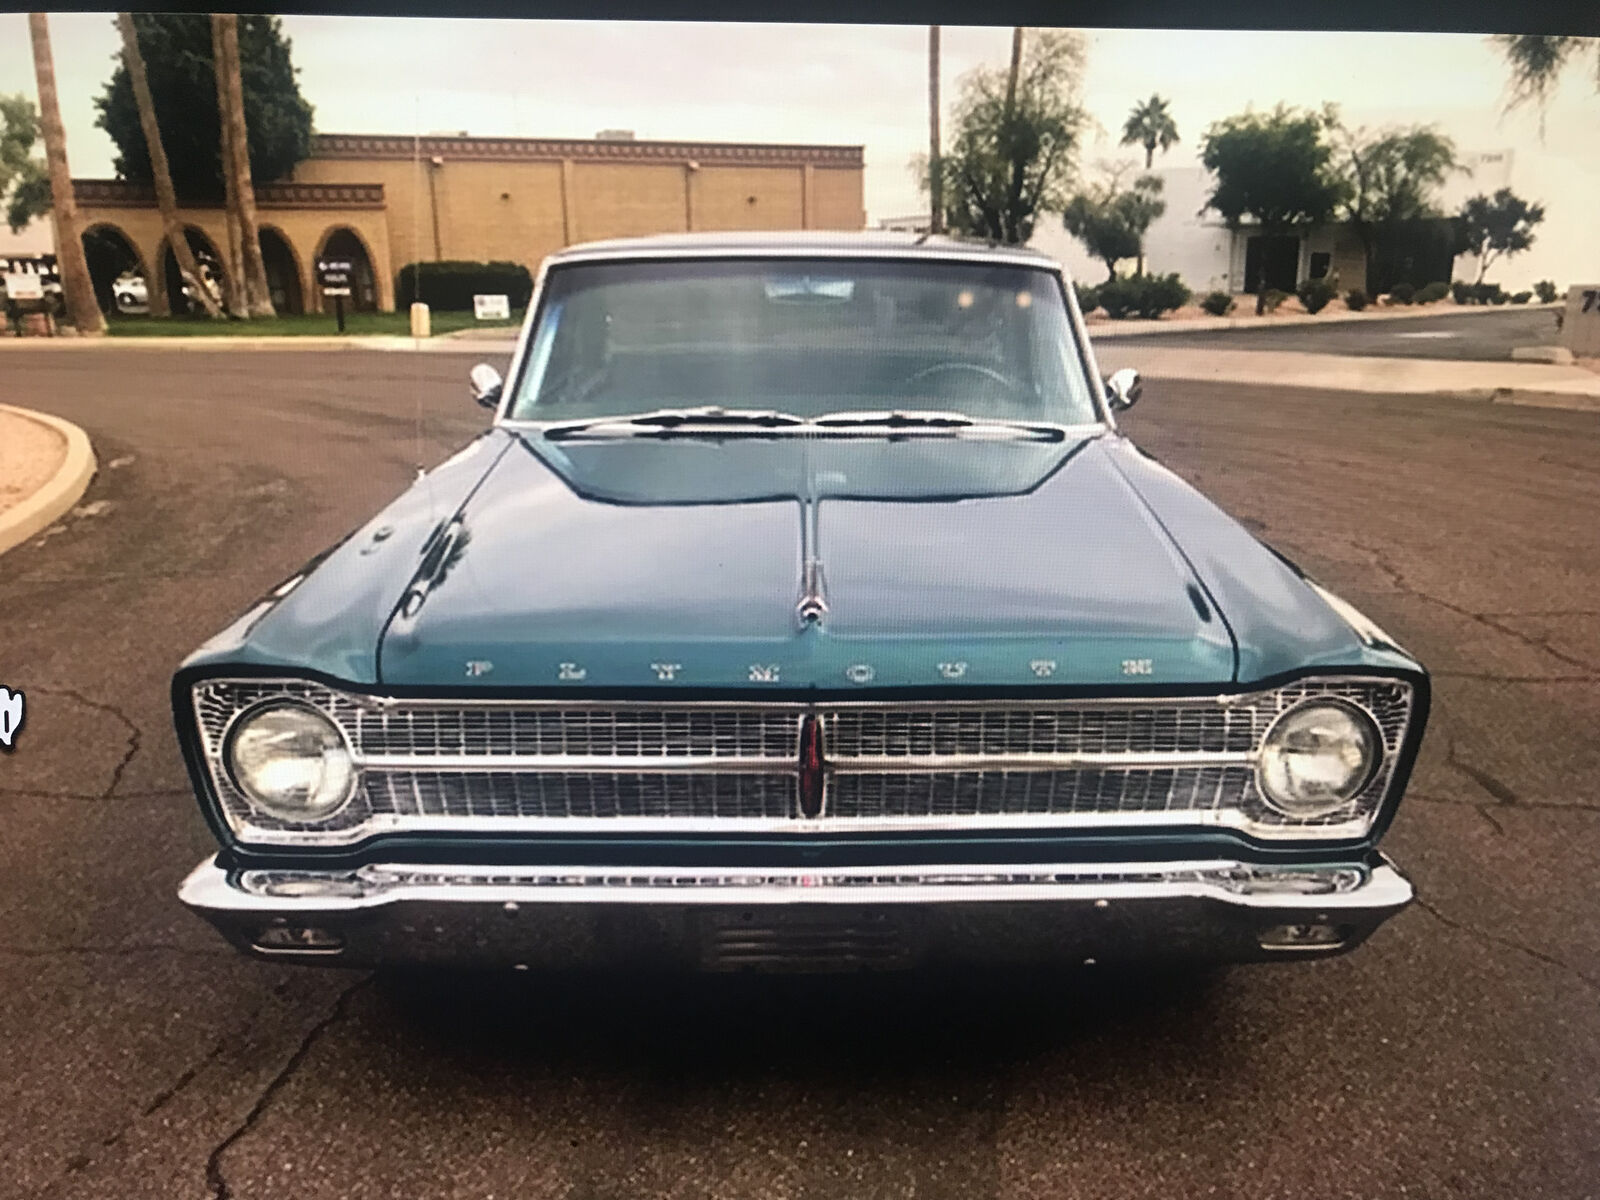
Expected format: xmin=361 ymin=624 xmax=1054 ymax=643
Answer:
xmin=928 ymin=26 xmax=943 ymax=234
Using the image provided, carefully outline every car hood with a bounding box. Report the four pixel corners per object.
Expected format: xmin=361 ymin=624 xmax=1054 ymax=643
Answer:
xmin=372 ymin=431 xmax=1242 ymax=689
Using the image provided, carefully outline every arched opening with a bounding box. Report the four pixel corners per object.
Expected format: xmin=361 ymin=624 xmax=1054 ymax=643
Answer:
xmin=81 ymin=224 xmax=147 ymax=316
xmin=316 ymin=226 xmax=378 ymax=312
xmin=258 ymin=226 xmax=304 ymax=315
xmin=160 ymin=225 xmax=228 ymax=316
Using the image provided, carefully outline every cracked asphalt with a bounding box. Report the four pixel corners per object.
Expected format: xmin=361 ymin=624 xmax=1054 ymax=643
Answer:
xmin=1 ymin=347 xmax=1597 ymax=1199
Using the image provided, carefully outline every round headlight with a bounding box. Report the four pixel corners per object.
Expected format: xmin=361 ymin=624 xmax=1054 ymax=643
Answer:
xmin=225 ymin=702 xmax=355 ymax=822
xmin=1257 ymin=699 xmax=1380 ymax=818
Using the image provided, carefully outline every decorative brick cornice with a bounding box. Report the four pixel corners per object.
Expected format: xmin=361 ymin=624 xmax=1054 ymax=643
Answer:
xmin=311 ymin=132 xmax=864 ymax=168
xmin=71 ymin=179 xmax=385 ymax=210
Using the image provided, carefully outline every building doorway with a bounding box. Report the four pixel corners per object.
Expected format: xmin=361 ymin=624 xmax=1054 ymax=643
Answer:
xmin=1244 ymin=235 xmax=1300 ymax=294
xmin=81 ymin=224 xmax=146 ymax=315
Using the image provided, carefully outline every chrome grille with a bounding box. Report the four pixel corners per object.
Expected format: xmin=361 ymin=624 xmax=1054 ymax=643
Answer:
xmin=190 ymin=677 xmax=1416 ymax=844
xmin=365 ymin=770 xmax=797 ymax=821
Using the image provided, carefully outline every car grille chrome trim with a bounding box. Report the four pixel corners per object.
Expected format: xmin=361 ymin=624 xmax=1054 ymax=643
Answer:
xmin=191 ymin=677 xmax=1415 ymax=845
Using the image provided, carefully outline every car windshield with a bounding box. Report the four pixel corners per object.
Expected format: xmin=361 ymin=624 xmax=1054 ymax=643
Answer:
xmin=506 ymin=257 xmax=1103 ymax=427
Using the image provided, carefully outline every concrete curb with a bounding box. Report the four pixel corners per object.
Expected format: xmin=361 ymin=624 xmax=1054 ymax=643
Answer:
xmin=0 ymin=405 xmax=97 ymax=559
xmin=1087 ymin=301 xmax=1563 ymax=339
xmin=0 ymin=334 xmax=510 ymax=353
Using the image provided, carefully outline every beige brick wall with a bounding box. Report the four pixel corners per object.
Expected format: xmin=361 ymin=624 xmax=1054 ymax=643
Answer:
xmin=692 ymin=166 xmax=803 ymax=230
xmin=570 ymin=162 xmax=688 ymax=243
xmin=809 ymin=167 xmax=866 ymax=230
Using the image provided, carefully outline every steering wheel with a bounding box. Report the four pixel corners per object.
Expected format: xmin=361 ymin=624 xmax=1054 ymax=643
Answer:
xmin=896 ymin=362 xmax=1020 ymax=398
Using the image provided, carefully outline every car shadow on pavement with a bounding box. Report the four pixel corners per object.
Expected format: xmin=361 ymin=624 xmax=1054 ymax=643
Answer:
xmin=368 ymin=963 xmax=1238 ymax=1080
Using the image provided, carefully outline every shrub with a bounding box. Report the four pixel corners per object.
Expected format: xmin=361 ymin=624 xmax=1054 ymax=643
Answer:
xmin=1511 ymin=290 xmax=1533 ymax=304
xmin=1259 ymin=288 xmax=1291 ymax=314
xmin=1097 ymin=274 xmax=1191 ymax=320
xmin=1297 ymin=277 xmax=1338 ymax=314
xmin=395 ymin=260 xmax=535 ymax=311
xmin=1074 ymin=282 xmax=1101 ymax=314
xmin=1345 ymin=288 xmax=1369 ymax=311
xmin=1200 ymin=290 xmax=1235 ymax=317
xmin=1534 ymin=280 xmax=1559 ymax=304
xmin=1451 ymin=280 xmax=1471 ymax=305
xmin=1415 ymin=281 xmax=1450 ymax=304
xmin=1137 ymin=273 xmax=1191 ymax=318
xmin=1386 ymin=281 xmax=1415 ymax=305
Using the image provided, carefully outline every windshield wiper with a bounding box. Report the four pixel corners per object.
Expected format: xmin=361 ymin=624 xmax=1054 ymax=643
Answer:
xmin=811 ymin=409 xmax=1069 ymax=441
xmin=541 ymin=406 xmax=807 ymax=439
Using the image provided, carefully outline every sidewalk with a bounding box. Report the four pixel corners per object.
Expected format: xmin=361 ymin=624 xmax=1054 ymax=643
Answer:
xmin=0 ymin=405 xmax=97 ymax=557
xmin=1093 ymin=343 xmax=1600 ymax=411
xmin=1085 ymin=300 xmax=1562 ymax=339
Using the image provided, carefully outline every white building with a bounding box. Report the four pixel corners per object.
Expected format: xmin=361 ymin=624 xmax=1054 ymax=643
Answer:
xmin=1030 ymin=148 xmax=1527 ymax=297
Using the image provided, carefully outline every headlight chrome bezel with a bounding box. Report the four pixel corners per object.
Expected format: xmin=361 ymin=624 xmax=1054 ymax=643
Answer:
xmin=221 ymin=698 xmax=358 ymax=824
xmin=1255 ymin=696 xmax=1382 ymax=819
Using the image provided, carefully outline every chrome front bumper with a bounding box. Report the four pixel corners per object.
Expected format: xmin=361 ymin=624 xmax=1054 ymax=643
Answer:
xmin=179 ymin=856 xmax=1413 ymax=971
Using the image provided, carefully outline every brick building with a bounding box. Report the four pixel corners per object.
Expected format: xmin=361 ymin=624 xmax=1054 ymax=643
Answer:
xmin=68 ymin=131 xmax=866 ymax=316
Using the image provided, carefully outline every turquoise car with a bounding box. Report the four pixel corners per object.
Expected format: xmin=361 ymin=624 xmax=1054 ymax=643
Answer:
xmin=175 ymin=233 xmax=1428 ymax=971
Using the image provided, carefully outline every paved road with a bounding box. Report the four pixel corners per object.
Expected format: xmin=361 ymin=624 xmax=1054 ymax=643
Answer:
xmin=2 ymin=349 xmax=1598 ymax=1199
xmin=1113 ymin=306 xmax=1563 ymax=360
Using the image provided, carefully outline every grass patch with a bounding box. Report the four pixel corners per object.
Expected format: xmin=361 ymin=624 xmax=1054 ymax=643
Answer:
xmin=104 ymin=309 xmax=524 ymax=338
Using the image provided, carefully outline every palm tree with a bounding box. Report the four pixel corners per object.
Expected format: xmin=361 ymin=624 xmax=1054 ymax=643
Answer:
xmin=26 ymin=15 xmax=105 ymax=335
xmin=209 ymin=15 xmax=246 ymax=315
xmin=1496 ymin=35 xmax=1599 ymax=115
xmin=215 ymin=14 xmax=274 ymax=316
xmin=1121 ymin=94 xmax=1180 ymax=170
xmin=928 ymin=25 xmax=942 ymax=234
xmin=116 ymin=12 xmax=223 ymax=318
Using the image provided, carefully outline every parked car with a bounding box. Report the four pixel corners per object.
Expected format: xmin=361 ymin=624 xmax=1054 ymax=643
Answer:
xmin=114 ymin=274 xmax=149 ymax=314
xmin=175 ymin=232 xmax=1429 ymax=972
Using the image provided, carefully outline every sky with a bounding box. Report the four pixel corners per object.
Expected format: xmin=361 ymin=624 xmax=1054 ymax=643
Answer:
xmin=2 ymin=16 xmax=1595 ymax=285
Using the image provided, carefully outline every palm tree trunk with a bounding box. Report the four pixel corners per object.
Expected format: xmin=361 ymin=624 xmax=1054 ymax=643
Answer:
xmin=217 ymin=13 xmax=274 ymax=317
xmin=928 ymin=25 xmax=942 ymax=234
xmin=210 ymin=15 xmax=246 ymax=316
xmin=27 ymin=14 xmax=106 ymax=336
xmin=1145 ymin=144 xmax=1154 ymax=170
xmin=117 ymin=12 xmax=222 ymax=318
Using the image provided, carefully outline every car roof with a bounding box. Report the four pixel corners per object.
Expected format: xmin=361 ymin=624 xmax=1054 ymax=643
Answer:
xmin=547 ymin=230 xmax=1063 ymax=271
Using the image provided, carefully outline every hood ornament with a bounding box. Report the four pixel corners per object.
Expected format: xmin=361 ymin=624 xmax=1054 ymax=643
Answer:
xmin=796 ymin=557 xmax=829 ymax=627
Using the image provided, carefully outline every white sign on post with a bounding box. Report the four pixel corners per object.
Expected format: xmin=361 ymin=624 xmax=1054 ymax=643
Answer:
xmin=473 ymin=293 xmax=511 ymax=321
xmin=3 ymin=272 xmax=45 ymax=301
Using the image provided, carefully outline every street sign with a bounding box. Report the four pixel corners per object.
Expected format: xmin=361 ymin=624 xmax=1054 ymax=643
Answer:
xmin=317 ymin=259 xmax=353 ymax=297
xmin=473 ymin=293 xmax=510 ymax=320
xmin=2 ymin=272 xmax=44 ymax=301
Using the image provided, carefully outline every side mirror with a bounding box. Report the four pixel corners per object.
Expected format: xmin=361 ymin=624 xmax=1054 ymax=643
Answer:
xmin=1105 ymin=367 xmax=1143 ymax=412
xmin=469 ymin=363 xmax=503 ymax=410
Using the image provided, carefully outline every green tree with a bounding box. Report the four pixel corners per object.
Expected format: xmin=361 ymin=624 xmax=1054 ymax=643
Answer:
xmin=1495 ymin=35 xmax=1600 ymax=113
xmin=1120 ymin=94 xmax=1179 ymax=169
xmin=917 ymin=29 xmax=1088 ymax=244
xmin=1 ymin=94 xmax=50 ymax=234
xmin=1339 ymin=124 xmax=1458 ymax=284
xmin=1199 ymin=104 xmax=1347 ymax=233
xmin=94 ymin=13 xmax=313 ymax=201
xmin=1062 ymin=172 xmax=1166 ymax=279
xmin=1458 ymin=188 xmax=1545 ymax=284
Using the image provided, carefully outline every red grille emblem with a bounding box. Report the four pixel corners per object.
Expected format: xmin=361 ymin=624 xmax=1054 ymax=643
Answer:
xmin=798 ymin=714 xmax=825 ymax=818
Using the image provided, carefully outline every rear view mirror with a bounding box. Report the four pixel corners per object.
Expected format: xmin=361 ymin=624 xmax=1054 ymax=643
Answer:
xmin=469 ymin=363 xmax=503 ymax=410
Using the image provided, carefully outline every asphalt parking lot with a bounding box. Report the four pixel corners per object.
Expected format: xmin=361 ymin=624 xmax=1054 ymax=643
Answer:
xmin=1113 ymin=306 xmax=1562 ymax=360
xmin=1 ymin=347 xmax=1597 ymax=1199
